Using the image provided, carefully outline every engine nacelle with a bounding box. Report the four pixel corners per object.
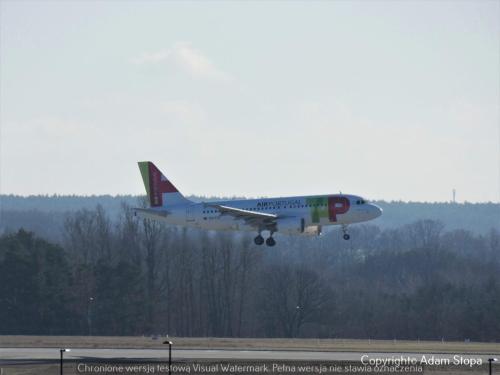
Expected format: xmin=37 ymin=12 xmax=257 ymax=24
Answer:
xmin=277 ymin=218 xmax=322 ymax=236
xmin=303 ymin=225 xmax=322 ymax=236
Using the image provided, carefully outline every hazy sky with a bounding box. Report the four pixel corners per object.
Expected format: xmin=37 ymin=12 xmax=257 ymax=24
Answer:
xmin=1 ymin=0 xmax=499 ymax=202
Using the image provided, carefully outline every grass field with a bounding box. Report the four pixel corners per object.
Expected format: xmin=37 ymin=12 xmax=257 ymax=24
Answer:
xmin=1 ymin=335 xmax=499 ymax=354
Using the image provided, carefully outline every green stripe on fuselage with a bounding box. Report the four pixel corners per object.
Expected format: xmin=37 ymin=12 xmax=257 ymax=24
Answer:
xmin=306 ymin=196 xmax=328 ymax=223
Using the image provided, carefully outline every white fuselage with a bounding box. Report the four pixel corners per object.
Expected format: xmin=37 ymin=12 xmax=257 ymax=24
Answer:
xmin=140 ymin=194 xmax=382 ymax=235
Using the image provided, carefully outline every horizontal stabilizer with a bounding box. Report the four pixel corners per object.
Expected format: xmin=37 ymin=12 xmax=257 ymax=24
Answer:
xmin=134 ymin=208 xmax=170 ymax=220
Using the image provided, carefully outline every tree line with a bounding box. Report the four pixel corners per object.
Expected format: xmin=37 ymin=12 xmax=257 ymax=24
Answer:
xmin=1 ymin=195 xmax=499 ymax=241
xmin=0 ymin=203 xmax=499 ymax=341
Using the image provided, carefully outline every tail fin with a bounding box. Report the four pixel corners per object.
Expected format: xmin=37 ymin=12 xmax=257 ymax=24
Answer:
xmin=138 ymin=161 xmax=191 ymax=207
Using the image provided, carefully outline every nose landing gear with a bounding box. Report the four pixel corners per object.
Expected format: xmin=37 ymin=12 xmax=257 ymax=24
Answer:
xmin=341 ymin=225 xmax=350 ymax=240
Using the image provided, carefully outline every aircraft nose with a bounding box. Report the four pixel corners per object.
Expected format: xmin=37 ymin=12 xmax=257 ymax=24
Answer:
xmin=371 ymin=204 xmax=383 ymax=218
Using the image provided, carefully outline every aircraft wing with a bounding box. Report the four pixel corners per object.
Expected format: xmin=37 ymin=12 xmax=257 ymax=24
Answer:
xmin=206 ymin=204 xmax=278 ymax=230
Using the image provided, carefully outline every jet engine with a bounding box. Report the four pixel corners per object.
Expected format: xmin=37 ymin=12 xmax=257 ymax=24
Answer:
xmin=277 ymin=218 xmax=322 ymax=236
xmin=303 ymin=225 xmax=322 ymax=236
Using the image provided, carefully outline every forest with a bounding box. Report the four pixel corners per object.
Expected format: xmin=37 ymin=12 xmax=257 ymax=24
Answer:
xmin=1 ymin=195 xmax=499 ymax=241
xmin=0 ymin=197 xmax=499 ymax=341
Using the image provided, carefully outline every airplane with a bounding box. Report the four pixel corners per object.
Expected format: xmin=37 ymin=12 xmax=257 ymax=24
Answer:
xmin=135 ymin=161 xmax=383 ymax=246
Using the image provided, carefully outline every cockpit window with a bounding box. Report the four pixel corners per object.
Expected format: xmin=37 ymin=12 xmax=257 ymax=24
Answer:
xmin=356 ymin=199 xmax=368 ymax=205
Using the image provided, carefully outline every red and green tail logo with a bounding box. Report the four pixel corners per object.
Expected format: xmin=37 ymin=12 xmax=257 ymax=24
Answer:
xmin=138 ymin=162 xmax=178 ymax=207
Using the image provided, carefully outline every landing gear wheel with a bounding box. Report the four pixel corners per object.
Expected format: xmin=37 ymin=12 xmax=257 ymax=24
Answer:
xmin=265 ymin=237 xmax=276 ymax=247
xmin=341 ymin=225 xmax=350 ymax=241
xmin=254 ymin=235 xmax=264 ymax=246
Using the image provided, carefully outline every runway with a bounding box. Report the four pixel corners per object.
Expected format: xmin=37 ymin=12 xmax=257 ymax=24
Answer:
xmin=0 ymin=347 xmax=496 ymax=363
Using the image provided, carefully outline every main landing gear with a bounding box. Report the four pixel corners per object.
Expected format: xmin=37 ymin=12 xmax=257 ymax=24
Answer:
xmin=254 ymin=233 xmax=276 ymax=247
xmin=342 ymin=225 xmax=350 ymax=241
xmin=265 ymin=237 xmax=276 ymax=247
xmin=254 ymin=234 xmax=264 ymax=246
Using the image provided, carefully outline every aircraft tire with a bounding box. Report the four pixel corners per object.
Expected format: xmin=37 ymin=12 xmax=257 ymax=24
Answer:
xmin=266 ymin=237 xmax=276 ymax=247
xmin=254 ymin=235 xmax=264 ymax=245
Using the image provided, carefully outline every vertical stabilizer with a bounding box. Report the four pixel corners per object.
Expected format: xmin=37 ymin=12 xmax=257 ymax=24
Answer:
xmin=138 ymin=161 xmax=191 ymax=207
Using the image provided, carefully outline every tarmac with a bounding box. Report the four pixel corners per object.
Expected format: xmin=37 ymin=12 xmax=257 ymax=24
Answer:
xmin=0 ymin=347 xmax=496 ymax=363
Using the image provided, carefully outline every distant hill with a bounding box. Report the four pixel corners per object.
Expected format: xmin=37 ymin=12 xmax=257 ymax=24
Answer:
xmin=1 ymin=195 xmax=499 ymax=240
